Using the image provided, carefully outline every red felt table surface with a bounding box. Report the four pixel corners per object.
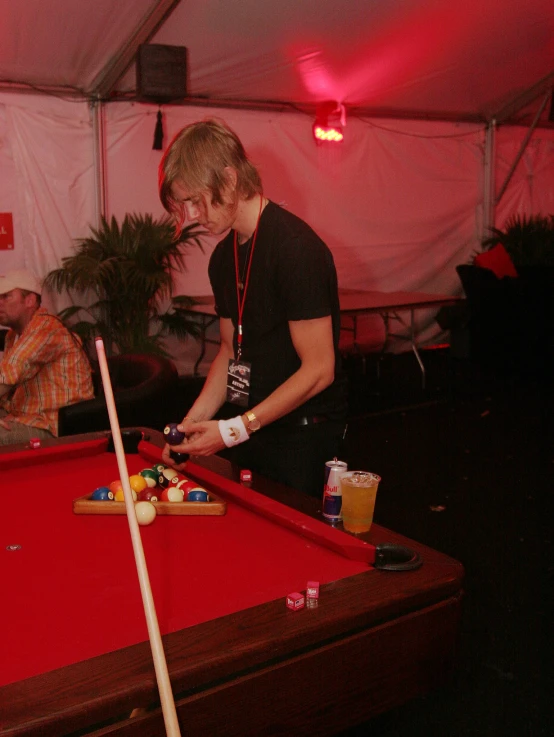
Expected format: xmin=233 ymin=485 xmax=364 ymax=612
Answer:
xmin=1 ymin=440 xmax=369 ymax=688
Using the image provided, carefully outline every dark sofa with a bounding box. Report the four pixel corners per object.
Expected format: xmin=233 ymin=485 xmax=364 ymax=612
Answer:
xmin=58 ymin=353 xmax=180 ymax=436
xmin=456 ymin=264 xmax=554 ymax=378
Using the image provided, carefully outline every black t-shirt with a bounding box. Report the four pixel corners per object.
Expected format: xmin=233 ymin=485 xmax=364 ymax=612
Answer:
xmin=209 ymin=201 xmax=347 ymax=421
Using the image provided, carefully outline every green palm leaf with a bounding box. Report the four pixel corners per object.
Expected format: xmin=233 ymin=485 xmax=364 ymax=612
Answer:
xmin=44 ymin=213 xmax=206 ymax=359
xmin=482 ymin=214 xmax=554 ymax=267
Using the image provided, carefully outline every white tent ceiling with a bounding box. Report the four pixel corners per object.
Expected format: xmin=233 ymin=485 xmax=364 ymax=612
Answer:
xmin=1 ymin=0 xmax=553 ymax=125
xmin=2 ymin=0 xmax=553 ymax=373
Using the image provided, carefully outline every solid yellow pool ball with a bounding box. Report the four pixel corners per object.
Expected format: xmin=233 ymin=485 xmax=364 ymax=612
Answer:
xmin=129 ymin=474 xmax=147 ymax=493
xmin=114 ymin=487 xmax=137 ymax=502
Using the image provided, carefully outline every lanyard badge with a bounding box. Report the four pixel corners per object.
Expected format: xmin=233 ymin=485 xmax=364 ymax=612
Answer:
xmin=226 ymin=359 xmax=251 ymax=406
xmin=227 ymin=195 xmax=264 ymax=407
xmin=233 ymin=195 xmax=263 ymax=362
xmin=226 ymin=195 xmax=264 ymax=407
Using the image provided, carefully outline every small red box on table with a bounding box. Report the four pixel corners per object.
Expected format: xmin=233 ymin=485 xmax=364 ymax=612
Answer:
xmin=240 ymin=469 xmax=252 ymax=483
xmin=286 ymin=592 xmax=305 ymax=611
xmin=306 ymin=581 xmax=320 ymax=600
xmin=29 ymin=438 xmax=41 ymax=450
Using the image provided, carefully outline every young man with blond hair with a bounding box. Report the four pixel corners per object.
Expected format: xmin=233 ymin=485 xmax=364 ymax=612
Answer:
xmin=159 ymin=119 xmax=347 ymax=497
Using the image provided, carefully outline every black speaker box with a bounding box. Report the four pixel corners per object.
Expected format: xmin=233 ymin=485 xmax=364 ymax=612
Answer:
xmin=136 ymin=44 xmax=188 ymax=103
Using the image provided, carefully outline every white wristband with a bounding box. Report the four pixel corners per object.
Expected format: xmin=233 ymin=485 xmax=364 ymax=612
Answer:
xmin=218 ymin=415 xmax=250 ymax=448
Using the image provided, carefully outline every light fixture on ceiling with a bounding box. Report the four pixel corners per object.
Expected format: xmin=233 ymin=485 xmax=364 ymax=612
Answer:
xmin=313 ymin=101 xmax=346 ymax=143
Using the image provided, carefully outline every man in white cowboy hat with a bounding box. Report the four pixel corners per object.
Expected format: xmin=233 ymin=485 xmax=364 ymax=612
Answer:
xmin=0 ymin=269 xmax=94 ymax=445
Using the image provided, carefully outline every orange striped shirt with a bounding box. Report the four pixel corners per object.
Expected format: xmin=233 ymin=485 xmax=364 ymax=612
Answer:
xmin=0 ymin=308 xmax=94 ymax=436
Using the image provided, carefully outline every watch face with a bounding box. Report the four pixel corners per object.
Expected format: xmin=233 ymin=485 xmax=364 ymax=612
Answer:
xmin=248 ymin=413 xmax=261 ymax=432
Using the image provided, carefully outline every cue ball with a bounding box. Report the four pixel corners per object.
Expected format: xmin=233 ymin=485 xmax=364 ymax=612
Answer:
xmin=163 ymin=423 xmax=185 ymax=445
xmin=135 ymin=501 xmax=157 ymax=526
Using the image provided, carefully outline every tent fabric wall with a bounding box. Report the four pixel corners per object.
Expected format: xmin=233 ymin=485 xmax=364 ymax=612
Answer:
xmin=495 ymin=126 xmax=554 ymax=222
xmin=2 ymin=91 xmax=554 ymax=374
xmin=104 ymin=102 xmax=485 ymax=369
xmin=0 ymin=93 xmax=96 ymax=315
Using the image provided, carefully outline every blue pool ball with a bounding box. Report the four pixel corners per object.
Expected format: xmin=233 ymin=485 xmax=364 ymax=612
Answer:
xmin=164 ymin=423 xmax=185 ymax=446
xmin=187 ymin=489 xmax=209 ymax=502
xmin=91 ymin=486 xmax=113 ymax=501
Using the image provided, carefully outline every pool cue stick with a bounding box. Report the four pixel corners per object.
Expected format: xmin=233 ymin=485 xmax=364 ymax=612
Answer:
xmin=95 ymin=338 xmax=181 ymax=737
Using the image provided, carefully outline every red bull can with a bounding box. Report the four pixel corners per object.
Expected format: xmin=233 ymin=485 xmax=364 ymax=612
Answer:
xmin=322 ymin=458 xmax=348 ymax=521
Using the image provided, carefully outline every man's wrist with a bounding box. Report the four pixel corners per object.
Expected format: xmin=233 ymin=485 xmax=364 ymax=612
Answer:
xmin=218 ymin=416 xmax=249 ymax=447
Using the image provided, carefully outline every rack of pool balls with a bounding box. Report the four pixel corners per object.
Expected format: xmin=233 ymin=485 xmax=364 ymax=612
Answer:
xmin=72 ymin=462 xmax=226 ymax=523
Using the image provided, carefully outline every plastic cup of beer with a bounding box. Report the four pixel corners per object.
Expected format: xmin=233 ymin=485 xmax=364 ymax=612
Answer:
xmin=340 ymin=471 xmax=381 ymax=534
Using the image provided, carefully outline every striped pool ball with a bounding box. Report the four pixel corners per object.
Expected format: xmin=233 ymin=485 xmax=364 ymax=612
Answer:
xmin=175 ymin=478 xmax=198 ymax=494
xmin=158 ymin=468 xmax=180 ymax=489
xmin=160 ymin=487 xmax=185 ymax=502
xmin=139 ymin=469 xmax=159 ymax=488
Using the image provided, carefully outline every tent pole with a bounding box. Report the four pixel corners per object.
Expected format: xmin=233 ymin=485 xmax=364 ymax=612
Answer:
xmin=495 ymin=91 xmax=551 ymax=206
xmin=89 ymin=0 xmax=182 ymax=98
xmin=482 ymin=119 xmax=496 ymax=242
xmin=90 ymin=98 xmax=107 ymax=225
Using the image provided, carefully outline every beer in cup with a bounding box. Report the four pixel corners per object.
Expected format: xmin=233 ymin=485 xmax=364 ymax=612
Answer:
xmin=340 ymin=471 xmax=381 ymax=534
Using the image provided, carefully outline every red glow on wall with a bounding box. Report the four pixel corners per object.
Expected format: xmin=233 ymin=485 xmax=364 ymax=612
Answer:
xmin=290 ymin=3 xmax=511 ymax=110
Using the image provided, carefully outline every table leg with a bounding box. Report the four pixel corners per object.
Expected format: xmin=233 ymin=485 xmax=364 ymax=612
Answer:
xmin=193 ymin=316 xmax=218 ymax=376
xmin=340 ymin=315 xmax=368 ymax=372
xmin=409 ymin=308 xmax=426 ymax=389
xmin=382 ymin=309 xmax=426 ymax=389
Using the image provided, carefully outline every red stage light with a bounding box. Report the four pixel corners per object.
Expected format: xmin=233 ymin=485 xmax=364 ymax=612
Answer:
xmin=313 ymin=100 xmax=345 ymax=143
xmin=313 ymin=124 xmax=344 ymax=142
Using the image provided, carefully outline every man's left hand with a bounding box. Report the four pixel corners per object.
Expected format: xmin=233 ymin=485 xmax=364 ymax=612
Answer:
xmin=161 ymin=420 xmax=226 ymax=467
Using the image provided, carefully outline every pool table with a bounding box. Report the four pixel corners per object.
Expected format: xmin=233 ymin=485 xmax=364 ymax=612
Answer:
xmin=0 ymin=429 xmax=464 ymax=736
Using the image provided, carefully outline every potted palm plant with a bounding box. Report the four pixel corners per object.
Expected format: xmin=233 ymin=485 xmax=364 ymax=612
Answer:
xmin=481 ymin=213 xmax=554 ymax=267
xmin=44 ymin=213 xmax=205 ymax=358
xmin=466 ymin=212 xmax=554 ymax=376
